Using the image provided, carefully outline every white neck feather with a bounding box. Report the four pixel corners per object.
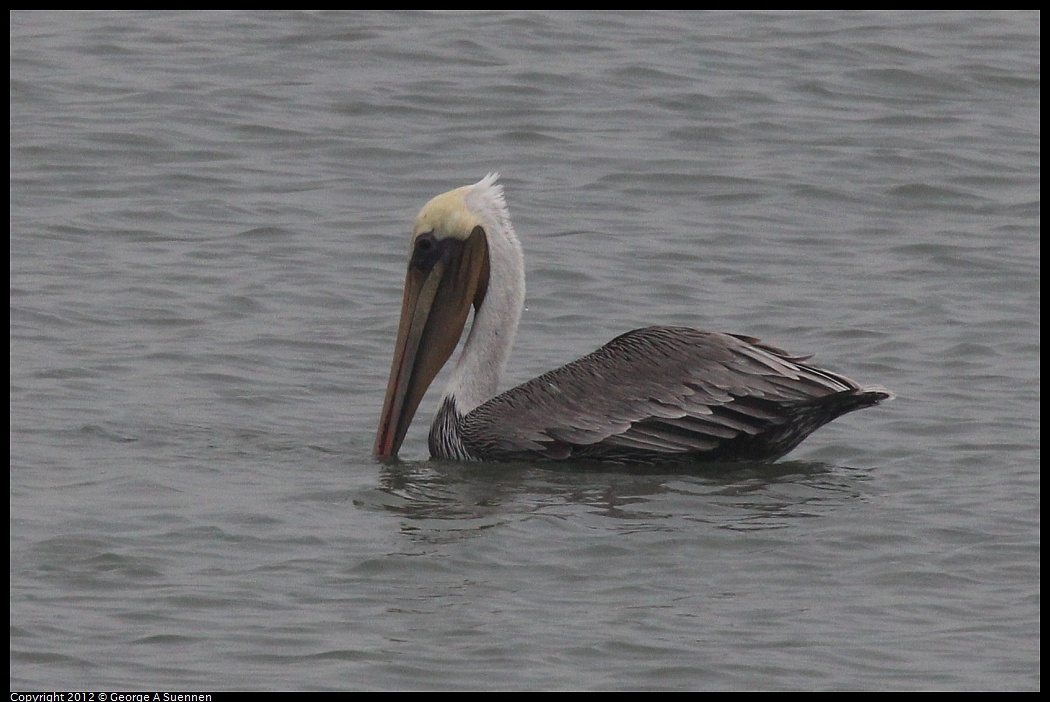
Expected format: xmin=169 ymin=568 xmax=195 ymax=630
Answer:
xmin=442 ymin=175 xmax=525 ymax=415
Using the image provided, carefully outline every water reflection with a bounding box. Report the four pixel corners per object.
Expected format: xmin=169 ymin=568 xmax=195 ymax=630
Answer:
xmin=357 ymin=459 xmax=869 ymax=542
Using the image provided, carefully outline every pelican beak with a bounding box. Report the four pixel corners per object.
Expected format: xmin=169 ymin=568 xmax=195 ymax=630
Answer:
xmin=374 ymin=226 xmax=489 ymax=458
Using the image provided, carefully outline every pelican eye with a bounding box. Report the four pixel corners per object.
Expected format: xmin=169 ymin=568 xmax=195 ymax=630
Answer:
xmin=410 ymin=231 xmax=448 ymax=272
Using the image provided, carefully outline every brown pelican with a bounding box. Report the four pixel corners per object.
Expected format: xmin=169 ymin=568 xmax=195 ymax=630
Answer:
xmin=374 ymin=174 xmax=892 ymax=463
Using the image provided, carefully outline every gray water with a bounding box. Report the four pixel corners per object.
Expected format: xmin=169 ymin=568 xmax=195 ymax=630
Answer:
xmin=9 ymin=11 xmax=1039 ymax=691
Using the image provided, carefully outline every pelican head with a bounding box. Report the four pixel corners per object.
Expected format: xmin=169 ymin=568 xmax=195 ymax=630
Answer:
xmin=375 ymin=174 xmax=523 ymax=458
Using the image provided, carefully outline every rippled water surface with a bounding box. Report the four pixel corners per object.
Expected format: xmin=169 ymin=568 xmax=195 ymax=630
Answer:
xmin=10 ymin=11 xmax=1039 ymax=690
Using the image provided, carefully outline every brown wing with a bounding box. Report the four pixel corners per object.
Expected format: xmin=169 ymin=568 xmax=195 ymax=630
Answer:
xmin=460 ymin=326 xmax=890 ymax=462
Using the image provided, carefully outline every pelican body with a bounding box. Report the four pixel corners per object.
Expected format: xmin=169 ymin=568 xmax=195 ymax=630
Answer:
xmin=374 ymin=174 xmax=891 ymax=464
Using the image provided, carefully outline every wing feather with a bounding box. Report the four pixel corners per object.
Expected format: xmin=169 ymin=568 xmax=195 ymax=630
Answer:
xmin=460 ymin=326 xmax=888 ymax=462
